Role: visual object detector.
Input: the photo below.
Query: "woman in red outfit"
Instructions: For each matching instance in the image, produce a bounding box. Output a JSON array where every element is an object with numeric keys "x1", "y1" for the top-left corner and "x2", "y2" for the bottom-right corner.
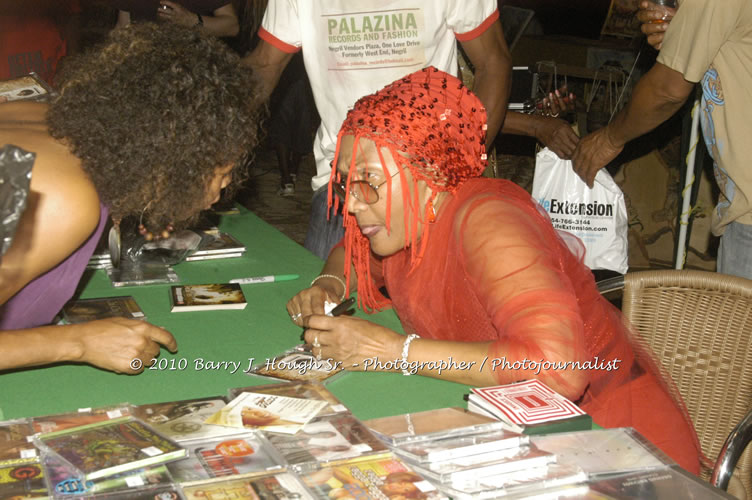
[{"x1": 287, "y1": 67, "x2": 702, "y2": 473}]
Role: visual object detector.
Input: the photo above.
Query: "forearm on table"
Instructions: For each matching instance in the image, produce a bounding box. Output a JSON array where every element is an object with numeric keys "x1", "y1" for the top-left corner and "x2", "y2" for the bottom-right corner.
[
  {"x1": 0, "y1": 326, "x2": 83, "y2": 371},
  {"x1": 605, "y1": 63, "x2": 692, "y2": 147}
]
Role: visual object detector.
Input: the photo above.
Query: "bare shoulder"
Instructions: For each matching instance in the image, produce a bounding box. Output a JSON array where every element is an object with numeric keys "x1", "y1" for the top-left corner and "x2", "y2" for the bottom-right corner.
[{"x1": 0, "y1": 105, "x2": 101, "y2": 302}]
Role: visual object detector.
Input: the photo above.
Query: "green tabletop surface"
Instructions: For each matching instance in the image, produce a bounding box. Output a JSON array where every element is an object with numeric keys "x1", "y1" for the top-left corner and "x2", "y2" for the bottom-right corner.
[{"x1": 1, "y1": 207, "x2": 471, "y2": 421}]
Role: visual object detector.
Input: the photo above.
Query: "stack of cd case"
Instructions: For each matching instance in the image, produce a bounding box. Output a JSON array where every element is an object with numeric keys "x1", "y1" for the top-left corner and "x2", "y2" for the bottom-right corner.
[{"x1": 365, "y1": 407, "x2": 587, "y2": 498}]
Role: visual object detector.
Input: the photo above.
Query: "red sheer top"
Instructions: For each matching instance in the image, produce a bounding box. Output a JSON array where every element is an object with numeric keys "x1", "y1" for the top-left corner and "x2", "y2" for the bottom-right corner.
[{"x1": 359, "y1": 178, "x2": 702, "y2": 473}]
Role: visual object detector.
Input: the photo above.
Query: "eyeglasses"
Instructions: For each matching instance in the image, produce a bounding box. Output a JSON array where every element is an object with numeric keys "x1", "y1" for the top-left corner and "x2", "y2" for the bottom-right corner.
[{"x1": 333, "y1": 171, "x2": 398, "y2": 205}]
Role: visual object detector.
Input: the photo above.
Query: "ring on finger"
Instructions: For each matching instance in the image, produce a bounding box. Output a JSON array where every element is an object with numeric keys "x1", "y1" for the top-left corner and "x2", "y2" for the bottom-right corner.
[
  {"x1": 291, "y1": 312, "x2": 302, "y2": 321},
  {"x1": 312, "y1": 335, "x2": 321, "y2": 348},
  {"x1": 550, "y1": 112, "x2": 560, "y2": 117},
  {"x1": 315, "y1": 345, "x2": 322, "y2": 361}
]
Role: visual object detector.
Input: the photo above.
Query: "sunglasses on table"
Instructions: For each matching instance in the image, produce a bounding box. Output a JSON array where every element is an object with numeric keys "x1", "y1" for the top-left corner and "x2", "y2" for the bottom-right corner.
[{"x1": 333, "y1": 171, "x2": 399, "y2": 205}]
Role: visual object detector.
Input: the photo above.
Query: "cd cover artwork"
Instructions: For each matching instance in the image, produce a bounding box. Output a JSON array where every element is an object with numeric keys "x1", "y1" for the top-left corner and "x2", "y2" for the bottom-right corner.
[
  {"x1": 205, "y1": 393, "x2": 326, "y2": 435},
  {"x1": 264, "y1": 414, "x2": 389, "y2": 470},
  {"x1": 132, "y1": 397, "x2": 242, "y2": 442},
  {"x1": 167, "y1": 432, "x2": 283, "y2": 483},
  {"x1": 0, "y1": 458, "x2": 48, "y2": 499},
  {"x1": 299, "y1": 456, "x2": 445, "y2": 500},
  {"x1": 228, "y1": 382, "x2": 348, "y2": 418},
  {"x1": 36, "y1": 417, "x2": 187, "y2": 481},
  {"x1": 181, "y1": 471, "x2": 315, "y2": 500}
]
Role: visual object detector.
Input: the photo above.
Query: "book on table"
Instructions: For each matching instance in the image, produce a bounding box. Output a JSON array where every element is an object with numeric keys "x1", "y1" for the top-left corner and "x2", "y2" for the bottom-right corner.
[
  {"x1": 61, "y1": 296, "x2": 145, "y2": 324},
  {"x1": 169, "y1": 283, "x2": 247, "y2": 312},
  {"x1": 467, "y1": 379, "x2": 592, "y2": 434}
]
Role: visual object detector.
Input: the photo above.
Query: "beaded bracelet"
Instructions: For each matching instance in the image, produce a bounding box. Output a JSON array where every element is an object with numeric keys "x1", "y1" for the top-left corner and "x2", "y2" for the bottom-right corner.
[
  {"x1": 310, "y1": 274, "x2": 347, "y2": 301},
  {"x1": 401, "y1": 334, "x2": 420, "y2": 376}
]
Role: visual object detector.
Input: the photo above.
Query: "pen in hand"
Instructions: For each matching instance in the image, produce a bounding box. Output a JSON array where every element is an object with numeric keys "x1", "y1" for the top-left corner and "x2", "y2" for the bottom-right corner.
[{"x1": 299, "y1": 297, "x2": 356, "y2": 341}]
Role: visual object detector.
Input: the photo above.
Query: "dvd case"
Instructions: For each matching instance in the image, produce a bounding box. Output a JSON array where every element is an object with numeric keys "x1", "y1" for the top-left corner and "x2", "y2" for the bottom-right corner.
[
  {"x1": 263, "y1": 413, "x2": 390, "y2": 471},
  {"x1": 364, "y1": 407, "x2": 507, "y2": 446},
  {"x1": 531, "y1": 427, "x2": 672, "y2": 477},
  {"x1": 0, "y1": 457, "x2": 48, "y2": 498},
  {"x1": 409, "y1": 444, "x2": 555, "y2": 484},
  {"x1": 393, "y1": 428, "x2": 529, "y2": 464},
  {"x1": 0, "y1": 418, "x2": 36, "y2": 462},
  {"x1": 132, "y1": 397, "x2": 244, "y2": 442},
  {"x1": 228, "y1": 382, "x2": 349, "y2": 418},
  {"x1": 167, "y1": 431, "x2": 284, "y2": 483},
  {"x1": 298, "y1": 455, "x2": 446, "y2": 500},
  {"x1": 30, "y1": 404, "x2": 132, "y2": 434},
  {"x1": 181, "y1": 470, "x2": 315, "y2": 499},
  {"x1": 43, "y1": 452, "x2": 174, "y2": 499},
  {"x1": 35, "y1": 416, "x2": 187, "y2": 481},
  {"x1": 435, "y1": 463, "x2": 588, "y2": 500},
  {"x1": 82, "y1": 483, "x2": 185, "y2": 499},
  {"x1": 246, "y1": 348, "x2": 346, "y2": 384},
  {"x1": 106, "y1": 261, "x2": 179, "y2": 287},
  {"x1": 586, "y1": 466, "x2": 735, "y2": 499}
]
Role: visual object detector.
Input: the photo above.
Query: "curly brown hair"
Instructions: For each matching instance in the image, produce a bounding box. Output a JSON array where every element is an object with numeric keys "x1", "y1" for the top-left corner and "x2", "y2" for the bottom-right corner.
[{"x1": 47, "y1": 22, "x2": 264, "y2": 230}]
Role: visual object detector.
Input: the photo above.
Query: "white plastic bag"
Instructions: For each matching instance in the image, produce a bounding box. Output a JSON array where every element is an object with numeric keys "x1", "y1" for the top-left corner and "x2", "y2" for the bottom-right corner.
[{"x1": 531, "y1": 147, "x2": 629, "y2": 274}]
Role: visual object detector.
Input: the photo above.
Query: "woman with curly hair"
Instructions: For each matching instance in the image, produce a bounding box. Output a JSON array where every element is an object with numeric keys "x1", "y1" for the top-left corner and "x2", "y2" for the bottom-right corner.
[
  {"x1": 0, "y1": 22, "x2": 263, "y2": 373},
  {"x1": 287, "y1": 67, "x2": 702, "y2": 473}
]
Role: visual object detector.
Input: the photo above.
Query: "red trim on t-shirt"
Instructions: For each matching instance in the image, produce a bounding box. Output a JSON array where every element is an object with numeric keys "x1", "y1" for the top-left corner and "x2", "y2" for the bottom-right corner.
[
  {"x1": 455, "y1": 9, "x2": 500, "y2": 42},
  {"x1": 258, "y1": 27, "x2": 300, "y2": 54}
]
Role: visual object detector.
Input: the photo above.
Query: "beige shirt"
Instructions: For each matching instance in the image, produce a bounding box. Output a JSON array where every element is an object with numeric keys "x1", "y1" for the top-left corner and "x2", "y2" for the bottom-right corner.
[{"x1": 658, "y1": 0, "x2": 752, "y2": 234}]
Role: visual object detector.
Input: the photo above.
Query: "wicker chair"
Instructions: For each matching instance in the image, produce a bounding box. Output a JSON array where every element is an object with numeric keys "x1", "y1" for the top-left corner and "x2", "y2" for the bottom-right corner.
[{"x1": 598, "y1": 270, "x2": 752, "y2": 499}]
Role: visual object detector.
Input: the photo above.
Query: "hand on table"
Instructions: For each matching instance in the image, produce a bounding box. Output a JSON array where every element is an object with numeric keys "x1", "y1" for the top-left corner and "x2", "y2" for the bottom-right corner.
[
  {"x1": 301, "y1": 315, "x2": 403, "y2": 370},
  {"x1": 78, "y1": 318, "x2": 177, "y2": 374},
  {"x1": 637, "y1": 0, "x2": 676, "y2": 50},
  {"x1": 571, "y1": 126, "x2": 624, "y2": 188},
  {"x1": 157, "y1": 1, "x2": 200, "y2": 28}
]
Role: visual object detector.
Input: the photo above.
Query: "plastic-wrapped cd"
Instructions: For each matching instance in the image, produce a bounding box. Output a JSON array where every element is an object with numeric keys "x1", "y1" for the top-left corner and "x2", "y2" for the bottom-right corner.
[{"x1": 0, "y1": 145, "x2": 34, "y2": 259}]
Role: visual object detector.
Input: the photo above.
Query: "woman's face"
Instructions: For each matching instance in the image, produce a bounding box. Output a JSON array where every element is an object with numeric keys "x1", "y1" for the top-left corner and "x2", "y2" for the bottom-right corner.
[
  {"x1": 204, "y1": 164, "x2": 234, "y2": 210},
  {"x1": 337, "y1": 135, "x2": 432, "y2": 257}
]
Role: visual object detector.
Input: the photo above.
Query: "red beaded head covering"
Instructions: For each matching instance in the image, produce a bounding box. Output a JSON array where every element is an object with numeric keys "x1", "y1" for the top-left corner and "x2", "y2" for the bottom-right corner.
[{"x1": 329, "y1": 66, "x2": 488, "y2": 311}]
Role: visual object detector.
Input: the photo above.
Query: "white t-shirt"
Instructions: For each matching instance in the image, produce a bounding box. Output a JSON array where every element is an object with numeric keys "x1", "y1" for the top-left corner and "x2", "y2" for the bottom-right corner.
[{"x1": 260, "y1": 0, "x2": 498, "y2": 191}]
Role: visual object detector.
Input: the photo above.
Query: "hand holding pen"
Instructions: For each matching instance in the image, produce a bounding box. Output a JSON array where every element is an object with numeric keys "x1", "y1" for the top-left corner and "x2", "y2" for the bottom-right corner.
[{"x1": 299, "y1": 297, "x2": 355, "y2": 341}]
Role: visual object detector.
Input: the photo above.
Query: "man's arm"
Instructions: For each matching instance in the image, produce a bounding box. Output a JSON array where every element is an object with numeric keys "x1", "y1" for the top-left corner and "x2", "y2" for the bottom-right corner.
[
  {"x1": 240, "y1": 39, "x2": 294, "y2": 99},
  {"x1": 459, "y1": 19, "x2": 511, "y2": 146},
  {"x1": 572, "y1": 62, "x2": 694, "y2": 187}
]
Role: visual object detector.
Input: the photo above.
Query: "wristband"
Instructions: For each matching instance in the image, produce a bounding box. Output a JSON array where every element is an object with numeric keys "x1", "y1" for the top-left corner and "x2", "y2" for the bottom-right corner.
[
  {"x1": 196, "y1": 13, "x2": 203, "y2": 26},
  {"x1": 310, "y1": 274, "x2": 346, "y2": 301},
  {"x1": 401, "y1": 334, "x2": 420, "y2": 376}
]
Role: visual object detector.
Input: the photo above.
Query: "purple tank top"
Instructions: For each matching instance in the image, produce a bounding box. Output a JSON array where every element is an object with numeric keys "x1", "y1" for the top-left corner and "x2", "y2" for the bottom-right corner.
[{"x1": 0, "y1": 204, "x2": 109, "y2": 329}]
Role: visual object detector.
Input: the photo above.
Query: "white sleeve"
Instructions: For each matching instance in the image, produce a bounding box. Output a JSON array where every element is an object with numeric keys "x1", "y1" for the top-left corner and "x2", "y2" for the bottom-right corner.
[
  {"x1": 444, "y1": 0, "x2": 498, "y2": 37},
  {"x1": 260, "y1": 0, "x2": 302, "y2": 48}
]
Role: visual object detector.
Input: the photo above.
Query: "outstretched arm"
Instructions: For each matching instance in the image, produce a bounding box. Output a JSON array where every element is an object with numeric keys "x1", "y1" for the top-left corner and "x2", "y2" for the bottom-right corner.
[
  {"x1": 572, "y1": 62, "x2": 693, "y2": 187},
  {"x1": 0, "y1": 319, "x2": 177, "y2": 373}
]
